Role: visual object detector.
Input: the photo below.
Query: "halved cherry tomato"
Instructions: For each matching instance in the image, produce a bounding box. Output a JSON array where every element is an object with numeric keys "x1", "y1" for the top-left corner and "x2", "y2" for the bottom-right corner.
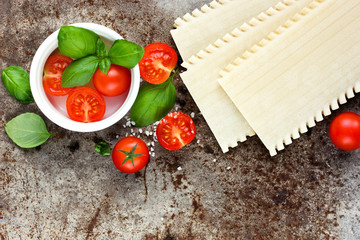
[
  {"x1": 112, "y1": 136, "x2": 149, "y2": 174},
  {"x1": 139, "y1": 42, "x2": 177, "y2": 84},
  {"x1": 156, "y1": 112, "x2": 196, "y2": 150},
  {"x1": 93, "y1": 64, "x2": 131, "y2": 97},
  {"x1": 329, "y1": 112, "x2": 360, "y2": 151},
  {"x1": 43, "y1": 54, "x2": 74, "y2": 96},
  {"x1": 66, "y1": 87, "x2": 106, "y2": 123}
]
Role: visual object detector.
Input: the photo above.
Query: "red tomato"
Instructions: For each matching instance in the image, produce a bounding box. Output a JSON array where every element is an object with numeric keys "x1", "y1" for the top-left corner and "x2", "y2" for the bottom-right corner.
[
  {"x1": 156, "y1": 112, "x2": 196, "y2": 150},
  {"x1": 139, "y1": 42, "x2": 177, "y2": 84},
  {"x1": 43, "y1": 54, "x2": 74, "y2": 96},
  {"x1": 329, "y1": 112, "x2": 360, "y2": 151},
  {"x1": 93, "y1": 64, "x2": 131, "y2": 97},
  {"x1": 66, "y1": 87, "x2": 106, "y2": 123},
  {"x1": 112, "y1": 136, "x2": 149, "y2": 173}
]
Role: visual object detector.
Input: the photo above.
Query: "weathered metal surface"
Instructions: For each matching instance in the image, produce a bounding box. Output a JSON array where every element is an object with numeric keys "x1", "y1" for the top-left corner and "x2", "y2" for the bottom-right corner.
[{"x1": 0, "y1": 0, "x2": 359, "y2": 239}]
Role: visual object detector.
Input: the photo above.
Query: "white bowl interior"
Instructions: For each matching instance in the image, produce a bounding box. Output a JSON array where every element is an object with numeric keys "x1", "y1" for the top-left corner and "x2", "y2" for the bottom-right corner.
[{"x1": 30, "y1": 23, "x2": 140, "y2": 132}]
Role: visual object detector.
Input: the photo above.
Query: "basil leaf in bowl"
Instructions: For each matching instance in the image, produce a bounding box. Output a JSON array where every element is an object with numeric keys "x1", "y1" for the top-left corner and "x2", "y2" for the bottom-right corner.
[
  {"x1": 1, "y1": 66, "x2": 34, "y2": 104},
  {"x1": 5, "y1": 113, "x2": 54, "y2": 148},
  {"x1": 61, "y1": 56, "x2": 100, "y2": 88},
  {"x1": 109, "y1": 39, "x2": 144, "y2": 69},
  {"x1": 58, "y1": 26, "x2": 99, "y2": 59}
]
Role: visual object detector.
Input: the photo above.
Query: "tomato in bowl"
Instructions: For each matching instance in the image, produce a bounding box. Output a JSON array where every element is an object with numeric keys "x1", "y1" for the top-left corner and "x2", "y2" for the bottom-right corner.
[{"x1": 30, "y1": 23, "x2": 140, "y2": 132}]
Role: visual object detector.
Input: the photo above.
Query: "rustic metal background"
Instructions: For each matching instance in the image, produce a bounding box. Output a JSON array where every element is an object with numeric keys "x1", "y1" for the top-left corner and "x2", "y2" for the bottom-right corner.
[{"x1": 0, "y1": 0, "x2": 359, "y2": 239}]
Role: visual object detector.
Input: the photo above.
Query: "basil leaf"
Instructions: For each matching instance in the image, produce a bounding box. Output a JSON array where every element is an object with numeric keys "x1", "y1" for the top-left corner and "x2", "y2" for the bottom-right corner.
[
  {"x1": 99, "y1": 58, "x2": 111, "y2": 74},
  {"x1": 1, "y1": 66, "x2": 34, "y2": 104},
  {"x1": 131, "y1": 71, "x2": 177, "y2": 127},
  {"x1": 58, "y1": 26, "x2": 99, "y2": 59},
  {"x1": 61, "y1": 56, "x2": 100, "y2": 88},
  {"x1": 5, "y1": 113, "x2": 54, "y2": 148},
  {"x1": 95, "y1": 141, "x2": 111, "y2": 156},
  {"x1": 108, "y1": 39, "x2": 144, "y2": 69},
  {"x1": 96, "y1": 38, "x2": 108, "y2": 58}
]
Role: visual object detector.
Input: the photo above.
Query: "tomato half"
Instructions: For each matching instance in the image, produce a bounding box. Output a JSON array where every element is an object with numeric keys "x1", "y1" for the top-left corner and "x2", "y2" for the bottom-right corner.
[
  {"x1": 329, "y1": 112, "x2": 360, "y2": 151},
  {"x1": 43, "y1": 54, "x2": 74, "y2": 96},
  {"x1": 156, "y1": 112, "x2": 196, "y2": 150},
  {"x1": 139, "y1": 42, "x2": 177, "y2": 84},
  {"x1": 112, "y1": 136, "x2": 149, "y2": 173},
  {"x1": 66, "y1": 87, "x2": 106, "y2": 123},
  {"x1": 93, "y1": 64, "x2": 131, "y2": 97}
]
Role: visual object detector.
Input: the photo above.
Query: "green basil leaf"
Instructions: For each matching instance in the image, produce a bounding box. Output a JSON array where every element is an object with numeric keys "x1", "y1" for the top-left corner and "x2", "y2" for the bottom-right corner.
[
  {"x1": 1, "y1": 66, "x2": 34, "y2": 104},
  {"x1": 58, "y1": 26, "x2": 99, "y2": 59},
  {"x1": 95, "y1": 141, "x2": 111, "y2": 156},
  {"x1": 130, "y1": 71, "x2": 177, "y2": 127},
  {"x1": 5, "y1": 113, "x2": 54, "y2": 148},
  {"x1": 61, "y1": 56, "x2": 100, "y2": 88},
  {"x1": 96, "y1": 38, "x2": 108, "y2": 58},
  {"x1": 99, "y1": 58, "x2": 111, "y2": 74},
  {"x1": 108, "y1": 39, "x2": 144, "y2": 69}
]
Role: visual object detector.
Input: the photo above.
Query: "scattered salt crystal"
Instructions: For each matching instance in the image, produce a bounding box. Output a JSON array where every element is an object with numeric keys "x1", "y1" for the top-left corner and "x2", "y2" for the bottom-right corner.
[
  {"x1": 150, "y1": 147, "x2": 154, "y2": 152},
  {"x1": 145, "y1": 131, "x2": 150, "y2": 136},
  {"x1": 197, "y1": 139, "x2": 200, "y2": 144},
  {"x1": 161, "y1": 217, "x2": 164, "y2": 221},
  {"x1": 130, "y1": 129, "x2": 133, "y2": 133},
  {"x1": 149, "y1": 132, "x2": 153, "y2": 136},
  {"x1": 190, "y1": 112, "x2": 195, "y2": 118},
  {"x1": 126, "y1": 133, "x2": 129, "y2": 137},
  {"x1": 139, "y1": 129, "x2": 143, "y2": 134},
  {"x1": 177, "y1": 166, "x2": 182, "y2": 171},
  {"x1": 175, "y1": 106, "x2": 179, "y2": 111},
  {"x1": 147, "y1": 142, "x2": 151, "y2": 146},
  {"x1": 116, "y1": 135, "x2": 119, "y2": 139},
  {"x1": 151, "y1": 152, "x2": 155, "y2": 157},
  {"x1": 123, "y1": 124, "x2": 126, "y2": 128},
  {"x1": 226, "y1": 167, "x2": 231, "y2": 170},
  {"x1": 151, "y1": 142, "x2": 155, "y2": 146},
  {"x1": 213, "y1": 159, "x2": 217, "y2": 162},
  {"x1": 131, "y1": 121, "x2": 136, "y2": 126}
]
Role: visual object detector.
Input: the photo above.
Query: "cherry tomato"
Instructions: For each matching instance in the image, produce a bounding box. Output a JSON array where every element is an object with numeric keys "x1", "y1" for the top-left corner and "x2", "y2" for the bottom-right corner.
[
  {"x1": 139, "y1": 42, "x2": 177, "y2": 84},
  {"x1": 112, "y1": 136, "x2": 149, "y2": 173},
  {"x1": 66, "y1": 87, "x2": 106, "y2": 123},
  {"x1": 329, "y1": 112, "x2": 360, "y2": 151},
  {"x1": 156, "y1": 112, "x2": 196, "y2": 150},
  {"x1": 93, "y1": 64, "x2": 131, "y2": 97},
  {"x1": 43, "y1": 54, "x2": 74, "y2": 96}
]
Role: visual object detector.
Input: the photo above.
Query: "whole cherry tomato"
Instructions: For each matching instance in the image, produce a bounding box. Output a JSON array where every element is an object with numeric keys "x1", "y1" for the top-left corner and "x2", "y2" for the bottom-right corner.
[
  {"x1": 66, "y1": 87, "x2": 106, "y2": 123},
  {"x1": 139, "y1": 42, "x2": 177, "y2": 84},
  {"x1": 112, "y1": 136, "x2": 149, "y2": 173},
  {"x1": 43, "y1": 54, "x2": 75, "y2": 96},
  {"x1": 156, "y1": 112, "x2": 196, "y2": 150},
  {"x1": 329, "y1": 112, "x2": 360, "y2": 151},
  {"x1": 93, "y1": 64, "x2": 131, "y2": 97}
]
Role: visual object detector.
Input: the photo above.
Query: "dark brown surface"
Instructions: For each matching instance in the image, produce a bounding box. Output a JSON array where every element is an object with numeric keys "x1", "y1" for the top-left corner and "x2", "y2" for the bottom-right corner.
[{"x1": 1, "y1": 0, "x2": 360, "y2": 239}]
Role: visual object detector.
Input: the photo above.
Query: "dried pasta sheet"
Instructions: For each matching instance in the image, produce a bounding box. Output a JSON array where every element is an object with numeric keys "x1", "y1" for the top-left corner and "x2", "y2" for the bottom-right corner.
[
  {"x1": 180, "y1": 0, "x2": 313, "y2": 152},
  {"x1": 218, "y1": 0, "x2": 360, "y2": 155},
  {"x1": 171, "y1": 0, "x2": 280, "y2": 61}
]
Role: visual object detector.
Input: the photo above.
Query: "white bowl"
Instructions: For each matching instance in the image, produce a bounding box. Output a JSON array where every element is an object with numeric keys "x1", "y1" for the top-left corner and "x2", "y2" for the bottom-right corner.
[{"x1": 30, "y1": 23, "x2": 140, "y2": 132}]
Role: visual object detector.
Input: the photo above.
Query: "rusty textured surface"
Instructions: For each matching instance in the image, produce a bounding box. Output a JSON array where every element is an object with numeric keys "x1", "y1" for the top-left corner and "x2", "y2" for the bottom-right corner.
[{"x1": 0, "y1": 0, "x2": 360, "y2": 239}]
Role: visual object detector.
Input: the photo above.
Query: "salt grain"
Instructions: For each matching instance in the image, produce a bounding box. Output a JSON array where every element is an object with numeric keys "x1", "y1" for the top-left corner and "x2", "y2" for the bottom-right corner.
[
  {"x1": 197, "y1": 139, "x2": 200, "y2": 144},
  {"x1": 177, "y1": 167, "x2": 182, "y2": 171},
  {"x1": 226, "y1": 167, "x2": 231, "y2": 170},
  {"x1": 190, "y1": 112, "x2": 195, "y2": 118},
  {"x1": 139, "y1": 129, "x2": 143, "y2": 134},
  {"x1": 213, "y1": 159, "x2": 217, "y2": 162}
]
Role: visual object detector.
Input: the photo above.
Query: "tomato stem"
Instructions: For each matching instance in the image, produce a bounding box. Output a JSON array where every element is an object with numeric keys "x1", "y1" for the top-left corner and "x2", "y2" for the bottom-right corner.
[{"x1": 117, "y1": 144, "x2": 145, "y2": 167}]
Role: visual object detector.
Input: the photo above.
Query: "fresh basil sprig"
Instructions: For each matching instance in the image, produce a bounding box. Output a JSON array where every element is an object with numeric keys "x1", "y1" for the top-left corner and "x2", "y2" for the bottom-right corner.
[
  {"x1": 1, "y1": 66, "x2": 34, "y2": 104},
  {"x1": 95, "y1": 141, "x2": 111, "y2": 156},
  {"x1": 5, "y1": 113, "x2": 54, "y2": 148},
  {"x1": 130, "y1": 70, "x2": 178, "y2": 127},
  {"x1": 58, "y1": 26, "x2": 144, "y2": 87},
  {"x1": 58, "y1": 26, "x2": 99, "y2": 59},
  {"x1": 109, "y1": 39, "x2": 145, "y2": 69},
  {"x1": 61, "y1": 56, "x2": 100, "y2": 88}
]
